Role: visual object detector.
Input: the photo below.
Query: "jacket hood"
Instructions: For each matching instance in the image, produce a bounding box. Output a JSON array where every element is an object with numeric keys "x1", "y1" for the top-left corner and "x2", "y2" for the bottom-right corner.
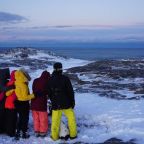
[
  {"x1": 32, "y1": 70, "x2": 50, "y2": 96},
  {"x1": 20, "y1": 68, "x2": 31, "y2": 81},
  {"x1": 10, "y1": 70, "x2": 16, "y2": 81},
  {"x1": 15, "y1": 70, "x2": 28, "y2": 83},
  {"x1": 40, "y1": 71, "x2": 50, "y2": 80}
]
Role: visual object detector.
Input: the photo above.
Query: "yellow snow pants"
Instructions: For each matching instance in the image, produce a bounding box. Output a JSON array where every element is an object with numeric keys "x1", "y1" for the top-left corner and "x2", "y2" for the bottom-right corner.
[{"x1": 51, "y1": 108, "x2": 77, "y2": 141}]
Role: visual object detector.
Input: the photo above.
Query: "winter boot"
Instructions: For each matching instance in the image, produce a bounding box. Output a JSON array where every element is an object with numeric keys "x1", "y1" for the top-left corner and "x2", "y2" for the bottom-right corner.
[
  {"x1": 60, "y1": 135, "x2": 70, "y2": 141},
  {"x1": 35, "y1": 131, "x2": 40, "y2": 137},
  {"x1": 39, "y1": 132, "x2": 47, "y2": 137},
  {"x1": 8, "y1": 133, "x2": 15, "y2": 137},
  {"x1": 22, "y1": 132, "x2": 30, "y2": 139},
  {"x1": 70, "y1": 135, "x2": 77, "y2": 140},
  {"x1": 15, "y1": 131, "x2": 20, "y2": 140}
]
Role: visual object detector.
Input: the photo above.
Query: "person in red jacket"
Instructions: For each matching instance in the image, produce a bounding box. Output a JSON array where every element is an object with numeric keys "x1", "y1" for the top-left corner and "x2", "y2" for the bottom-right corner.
[
  {"x1": 0, "y1": 68, "x2": 15, "y2": 134},
  {"x1": 31, "y1": 71, "x2": 50, "y2": 137},
  {"x1": 5, "y1": 70, "x2": 17, "y2": 137}
]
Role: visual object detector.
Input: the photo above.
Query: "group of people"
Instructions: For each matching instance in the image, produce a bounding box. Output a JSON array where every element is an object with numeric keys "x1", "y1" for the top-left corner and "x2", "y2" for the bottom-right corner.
[{"x1": 0, "y1": 62, "x2": 77, "y2": 141}]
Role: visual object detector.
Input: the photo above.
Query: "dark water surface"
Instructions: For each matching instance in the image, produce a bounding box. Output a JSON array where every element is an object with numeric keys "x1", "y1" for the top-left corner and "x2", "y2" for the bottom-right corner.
[{"x1": 0, "y1": 47, "x2": 144, "y2": 60}]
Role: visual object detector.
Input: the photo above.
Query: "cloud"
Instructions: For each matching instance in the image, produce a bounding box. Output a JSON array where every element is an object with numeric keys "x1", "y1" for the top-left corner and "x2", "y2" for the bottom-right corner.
[
  {"x1": 0, "y1": 24, "x2": 144, "y2": 42},
  {"x1": 0, "y1": 12, "x2": 27, "y2": 23}
]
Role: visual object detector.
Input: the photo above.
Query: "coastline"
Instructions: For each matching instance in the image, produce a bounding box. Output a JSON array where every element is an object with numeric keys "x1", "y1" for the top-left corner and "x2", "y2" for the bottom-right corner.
[{"x1": 1, "y1": 47, "x2": 144, "y2": 60}]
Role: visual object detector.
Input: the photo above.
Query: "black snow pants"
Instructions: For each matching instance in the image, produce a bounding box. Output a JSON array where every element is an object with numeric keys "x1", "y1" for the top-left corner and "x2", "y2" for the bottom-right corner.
[
  {"x1": 5, "y1": 109, "x2": 17, "y2": 137},
  {"x1": 0, "y1": 99, "x2": 6, "y2": 134},
  {"x1": 15, "y1": 100, "x2": 30, "y2": 133}
]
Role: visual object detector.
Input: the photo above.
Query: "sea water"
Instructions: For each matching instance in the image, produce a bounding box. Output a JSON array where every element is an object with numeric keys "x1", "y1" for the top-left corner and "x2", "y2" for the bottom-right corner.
[{"x1": 41, "y1": 47, "x2": 144, "y2": 60}]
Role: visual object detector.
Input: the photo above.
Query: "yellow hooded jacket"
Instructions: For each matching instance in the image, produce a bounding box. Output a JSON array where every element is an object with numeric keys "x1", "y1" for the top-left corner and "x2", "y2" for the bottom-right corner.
[{"x1": 15, "y1": 70, "x2": 34, "y2": 101}]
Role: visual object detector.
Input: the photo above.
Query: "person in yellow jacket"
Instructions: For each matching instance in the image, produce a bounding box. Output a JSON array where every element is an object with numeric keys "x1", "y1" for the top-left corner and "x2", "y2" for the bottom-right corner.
[{"x1": 14, "y1": 70, "x2": 34, "y2": 140}]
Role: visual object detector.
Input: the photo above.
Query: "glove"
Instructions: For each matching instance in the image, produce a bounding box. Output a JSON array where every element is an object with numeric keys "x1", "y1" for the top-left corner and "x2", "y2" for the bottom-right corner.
[
  {"x1": 9, "y1": 85, "x2": 15, "y2": 89},
  {"x1": 35, "y1": 91, "x2": 44, "y2": 97},
  {"x1": 5, "y1": 85, "x2": 15, "y2": 92}
]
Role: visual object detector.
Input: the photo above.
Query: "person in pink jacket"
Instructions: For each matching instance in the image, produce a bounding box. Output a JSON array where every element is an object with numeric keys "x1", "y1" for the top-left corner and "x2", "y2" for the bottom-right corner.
[{"x1": 31, "y1": 71, "x2": 50, "y2": 137}]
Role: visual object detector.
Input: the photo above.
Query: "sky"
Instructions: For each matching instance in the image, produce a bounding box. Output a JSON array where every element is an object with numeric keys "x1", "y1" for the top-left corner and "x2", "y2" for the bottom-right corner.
[{"x1": 0, "y1": 0, "x2": 144, "y2": 45}]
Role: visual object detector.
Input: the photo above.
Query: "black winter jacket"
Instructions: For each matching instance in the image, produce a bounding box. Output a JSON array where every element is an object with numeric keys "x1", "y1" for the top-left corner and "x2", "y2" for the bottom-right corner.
[
  {"x1": 48, "y1": 71, "x2": 75, "y2": 110},
  {"x1": 0, "y1": 68, "x2": 14, "y2": 110}
]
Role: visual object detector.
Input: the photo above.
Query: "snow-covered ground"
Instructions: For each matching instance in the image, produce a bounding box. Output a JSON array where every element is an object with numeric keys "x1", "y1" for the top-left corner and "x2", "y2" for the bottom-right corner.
[
  {"x1": 0, "y1": 48, "x2": 144, "y2": 144},
  {"x1": 1, "y1": 92, "x2": 144, "y2": 144},
  {"x1": 76, "y1": 93, "x2": 144, "y2": 144}
]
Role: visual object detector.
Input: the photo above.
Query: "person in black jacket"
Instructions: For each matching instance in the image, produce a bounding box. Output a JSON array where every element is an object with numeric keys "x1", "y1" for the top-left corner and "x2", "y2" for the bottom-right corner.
[
  {"x1": 48, "y1": 62, "x2": 77, "y2": 141},
  {"x1": 0, "y1": 68, "x2": 15, "y2": 134}
]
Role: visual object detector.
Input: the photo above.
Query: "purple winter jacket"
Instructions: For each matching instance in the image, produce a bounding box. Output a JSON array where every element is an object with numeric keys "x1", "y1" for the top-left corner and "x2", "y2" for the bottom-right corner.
[{"x1": 31, "y1": 71, "x2": 50, "y2": 111}]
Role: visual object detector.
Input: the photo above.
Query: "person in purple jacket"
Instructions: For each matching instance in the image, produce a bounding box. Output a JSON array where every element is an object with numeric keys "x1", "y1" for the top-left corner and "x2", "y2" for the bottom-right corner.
[{"x1": 31, "y1": 71, "x2": 50, "y2": 137}]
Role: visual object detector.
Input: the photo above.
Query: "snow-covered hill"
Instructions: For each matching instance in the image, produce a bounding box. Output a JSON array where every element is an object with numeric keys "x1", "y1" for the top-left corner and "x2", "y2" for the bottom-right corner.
[
  {"x1": 0, "y1": 47, "x2": 89, "y2": 71},
  {"x1": 0, "y1": 47, "x2": 144, "y2": 144}
]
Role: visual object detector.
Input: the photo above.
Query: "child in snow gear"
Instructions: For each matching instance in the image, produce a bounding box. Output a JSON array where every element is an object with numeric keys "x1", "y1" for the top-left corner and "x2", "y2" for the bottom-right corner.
[
  {"x1": 48, "y1": 62, "x2": 77, "y2": 141},
  {"x1": 14, "y1": 70, "x2": 34, "y2": 140},
  {"x1": 0, "y1": 68, "x2": 15, "y2": 134},
  {"x1": 31, "y1": 70, "x2": 50, "y2": 137},
  {"x1": 5, "y1": 70, "x2": 17, "y2": 137}
]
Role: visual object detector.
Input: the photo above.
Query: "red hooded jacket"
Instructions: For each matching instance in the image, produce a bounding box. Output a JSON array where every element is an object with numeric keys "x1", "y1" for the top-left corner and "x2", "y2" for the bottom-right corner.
[{"x1": 5, "y1": 70, "x2": 17, "y2": 109}]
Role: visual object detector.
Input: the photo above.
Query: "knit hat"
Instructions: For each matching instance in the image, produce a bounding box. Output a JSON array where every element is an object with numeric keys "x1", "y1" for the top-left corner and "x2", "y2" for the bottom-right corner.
[{"x1": 53, "y1": 62, "x2": 62, "y2": 71}]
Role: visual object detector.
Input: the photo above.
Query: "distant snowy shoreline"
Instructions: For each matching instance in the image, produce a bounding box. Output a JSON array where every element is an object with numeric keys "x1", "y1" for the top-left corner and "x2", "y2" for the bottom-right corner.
[{"x1": 1, "y1": 47, "x2": 144, "y2": 60}]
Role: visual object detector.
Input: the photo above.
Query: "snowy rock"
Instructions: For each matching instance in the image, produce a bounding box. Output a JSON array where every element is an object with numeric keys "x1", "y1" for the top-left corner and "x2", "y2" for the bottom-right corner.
[{"x1": 67, "y1": 60, "x2": 144, "y2": 99}]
